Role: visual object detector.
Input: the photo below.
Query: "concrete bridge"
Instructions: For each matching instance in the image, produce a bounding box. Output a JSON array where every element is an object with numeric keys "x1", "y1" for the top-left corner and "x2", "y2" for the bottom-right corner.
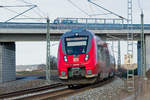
[
  {"x1": 0, "y1": 22, "x2": 150, "y2": 41},
  {"x1": 0, "y1": 22, "x2": 150, "y2": 83}
]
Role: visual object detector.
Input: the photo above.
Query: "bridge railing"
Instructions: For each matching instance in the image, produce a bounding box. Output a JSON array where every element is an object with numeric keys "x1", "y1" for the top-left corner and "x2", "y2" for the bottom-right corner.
[
  {"x1": 0, "y1": 22, "x2": 150, "y2": 30},
  {"x1": 52, "y1": 17, "x2": 124, "y2": 30}
]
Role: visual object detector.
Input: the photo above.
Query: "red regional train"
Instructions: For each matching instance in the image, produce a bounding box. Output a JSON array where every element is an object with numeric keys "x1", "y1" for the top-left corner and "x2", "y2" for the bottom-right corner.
[{"x1": 57, "y1": 29, "x2": 115, "y2": 87}]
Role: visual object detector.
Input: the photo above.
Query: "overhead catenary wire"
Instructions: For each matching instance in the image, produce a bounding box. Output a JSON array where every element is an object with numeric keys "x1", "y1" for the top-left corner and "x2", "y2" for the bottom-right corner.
[
  {"x1": 2, "y1": 7, "x2": 33, "y2": 19},
  {"x1": 67, "y1": 0, "x2": 111, "y2": 18},
  {"x1": 0, "y1": 5, "x2": 36, "y2": 7},
  {"x1": 88, "y1": 4, "x2": 109, "y2": 17},
  {"x1": 3, "y1": 7, "x2": 46, "y2": 22},
  {"x1": 20, "y1": 0, "x2": 46, "y2": 19},
  {"x1": 5, "y1": 5, "x2": 37, "y2": 22},
  {"x1": 88, "y1": 0, "x2": 111, "y2": 17},
  {"x1": 137, "y1": 0, "x2": 143, "y2": 12},
  {"x1": 89, "y1": 13, "x2": 111, "y2": 17},
  {"x1": 88, "y1": 1, "x2": 94, "y2": 16},
  {"x1": 88, "y1": 0, "x2": 127, "y2": 20},
  {"x1": 33, "y1": 8, "x2": 44, "y2": 19},
  {"x1": 20, "y1": 0, "x2": 34, "y2": 5},
  {"x1": 67, "y1": 0, "x2": 90, "y2": 17},
  {"x1": 36, "y1": 7, "x2": 46, "y2": 18},
  {"x1": 0, "y1": 0, "x2": 47, "y2": 22},
  {"x1": 22, "y1": 0, "x2": 44, "y2": 18}
]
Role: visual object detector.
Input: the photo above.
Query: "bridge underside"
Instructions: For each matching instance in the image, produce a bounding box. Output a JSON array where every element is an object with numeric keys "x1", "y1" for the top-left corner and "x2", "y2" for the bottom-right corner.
[
  {"x1": 0, "y1": 33, "x2": 141, "y2": 41},
  {"x1": 0, "y1": 29, "x2": 147, "y2": 41}
]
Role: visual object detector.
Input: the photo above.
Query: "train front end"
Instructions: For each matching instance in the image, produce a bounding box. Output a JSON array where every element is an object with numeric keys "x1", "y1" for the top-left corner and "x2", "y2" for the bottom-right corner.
[{"x1": 57, "y1": 30, "x2": 98, "y2": 84}]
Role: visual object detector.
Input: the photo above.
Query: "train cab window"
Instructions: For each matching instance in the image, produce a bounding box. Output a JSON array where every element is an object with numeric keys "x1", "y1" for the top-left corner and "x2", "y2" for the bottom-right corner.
[{"x1": 65, "y1": 36, "x2": 88, "y2": 55}]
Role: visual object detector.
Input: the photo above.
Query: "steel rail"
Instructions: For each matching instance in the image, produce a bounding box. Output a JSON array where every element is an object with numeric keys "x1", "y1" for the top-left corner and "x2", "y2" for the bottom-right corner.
[
  {"x1": 0, "y1": 83, "x2": 64, "y2": 99},
  {"x1": 21, "y1": 77, "x2": 116, "y2": 100}
]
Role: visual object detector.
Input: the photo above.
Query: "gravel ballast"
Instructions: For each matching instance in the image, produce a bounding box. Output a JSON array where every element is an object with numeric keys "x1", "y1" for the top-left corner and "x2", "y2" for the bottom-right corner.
[{"x1": 63, "y1": 78, "x2": 124, "y2": 100}]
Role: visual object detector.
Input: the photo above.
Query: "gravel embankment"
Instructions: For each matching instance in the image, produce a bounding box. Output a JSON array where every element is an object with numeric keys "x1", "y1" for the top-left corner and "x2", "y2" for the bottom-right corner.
[
  {"x1": 63, "y1": 78, "x2": 125, "y2": 100},
  {"x1": 0, "y1": 79, "x2": 59, "y2": 94},
  {"x1": 0, "y1": 70, "x2": 59, "y2": 94}
]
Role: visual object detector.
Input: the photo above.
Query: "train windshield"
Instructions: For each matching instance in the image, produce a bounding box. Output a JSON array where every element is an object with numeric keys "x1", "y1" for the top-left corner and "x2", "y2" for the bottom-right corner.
[{"x1": 65, "y1": 36, "x2": 88, "y2": 55}]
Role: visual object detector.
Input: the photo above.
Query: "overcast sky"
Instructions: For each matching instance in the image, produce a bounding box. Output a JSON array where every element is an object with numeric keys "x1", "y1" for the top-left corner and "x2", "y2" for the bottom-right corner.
[
  {"x1": 0, "y1": 0, "x2": 149, "y2": 23},
  {"x1": 0, "y1": 0, "x2": 148, "y2": 65}
]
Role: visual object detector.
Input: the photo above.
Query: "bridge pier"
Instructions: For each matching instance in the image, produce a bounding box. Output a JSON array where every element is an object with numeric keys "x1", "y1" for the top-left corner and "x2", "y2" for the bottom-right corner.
[
  {"x1": 0, "y1": 42, "x2": 16, "y2": 83},
  {"x1": 137, "y1": 41, "x2": 141, "y2": 75},
  {"x1": 137, "y1": 35, "x2": 150, "y2": 76},
  {"x1": 145, "y1": 35, "x2": 150, "y2": 72}
]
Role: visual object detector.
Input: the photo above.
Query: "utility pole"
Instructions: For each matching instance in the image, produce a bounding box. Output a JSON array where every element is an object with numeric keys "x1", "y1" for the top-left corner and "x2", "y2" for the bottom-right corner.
[
  {"x1": 141, "y1": 11, "x2": 147, "y2": 80},
  {"x1": 118, "y1": 40, "x2": 121, "y2": 69},
  {"x1": 46, "y1": 18, "x2": 51, "y2": 82},
  {"x1": 141, "y1": 12, "x2": 143, "y2": 77}
]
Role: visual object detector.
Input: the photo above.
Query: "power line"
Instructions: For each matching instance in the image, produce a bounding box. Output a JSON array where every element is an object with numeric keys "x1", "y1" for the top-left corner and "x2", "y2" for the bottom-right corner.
[
  {"x1": 36, "y1": 7, "x2": 46, "y2": 18},
  {"x1": 88, "y1": 0, "x2": 110, "y2": 17},
  {"x1": 88, "y1": 0, "x2": 127, "y2": 20},
  {"x1": 88, "y1": 1, "x2": 111, "y2": 17},
  {"x1": 4, "y1": 5, "x2": 37, "y2": 22},
  {"x1": 20, "y1": 0, "x2": 34, "y2": 5},
  {"x1": 89, "y1": 13, "x2": 111, "y2": 17},
  {"x1": 2, "y1": 7, "x2": 32, "y2": 19},
  {"x1": 33, "y1": 8, "x2": 44, "y2": 18},
  {"x1": 20, "y1": 0, "x2": 46, "y2": 18},
  {"x1": 67, "y1": 0, "x2": 90, "y2": 16},
  {"x1": 88, "y1": 1, "x2": 94, "y2": 16},
  {"x1": 3, "y1": 7, "x2": 46, "y2": 22},
  {"x1": 137, "y1": 0, "x2": 143, "y2": 11},
  {"x1": 0, "y1": 0, "x2": 47, "y2": 22},
  {"x1": 0, "y1": 5, "x2": 36, "y2": 7}
]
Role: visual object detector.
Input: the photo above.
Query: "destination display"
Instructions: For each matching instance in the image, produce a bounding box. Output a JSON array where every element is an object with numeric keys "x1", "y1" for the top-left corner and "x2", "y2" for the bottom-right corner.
[
  {"x1": 66, "y1": 37, "x2": 88, "y2": 41},
  {"x1": 67, "y1": 41, "x2": 87, "y2": 46}
]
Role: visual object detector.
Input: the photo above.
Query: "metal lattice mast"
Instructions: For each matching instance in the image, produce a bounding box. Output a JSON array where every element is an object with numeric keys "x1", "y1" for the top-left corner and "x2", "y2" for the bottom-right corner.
[
  {"x1": 46, "y1": 18, "x2": 51, "y2": 82},
  {"x1": 126, "y1": 0, "x2": 134, "y2": 91}
]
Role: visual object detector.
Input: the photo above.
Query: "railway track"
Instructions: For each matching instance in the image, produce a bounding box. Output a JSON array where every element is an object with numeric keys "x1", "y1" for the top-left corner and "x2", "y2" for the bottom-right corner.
[
  {"x1": 0, "y1": 77, "x2": 117, "y2": 100},
  {"x1": 0, "y1": 83, "x2": 64, "y2": 99},
  {"x1": 18, "y1": 77, "x2": 116, "y2": 100}
]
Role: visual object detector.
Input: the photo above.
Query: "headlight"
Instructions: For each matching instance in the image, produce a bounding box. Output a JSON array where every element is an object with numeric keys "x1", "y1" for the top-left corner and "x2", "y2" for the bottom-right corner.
[
  {"x1": 87, "y1": 70, "x2": 92, "y2": 75},
  {"x1": 63, "y1": 56, "x2": 68, "y2": 62},
  {"x1": 61, "y1": 71, "x2": 66, "y2": 76},
  {"x1": 85, "y1": 54, "x2": 89, "y2": 61}
]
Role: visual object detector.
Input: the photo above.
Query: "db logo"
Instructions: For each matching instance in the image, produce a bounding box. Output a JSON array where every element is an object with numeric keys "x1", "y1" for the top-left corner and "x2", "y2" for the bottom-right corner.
[{"x1": 73, "y1": 58, "x2": 79, "y2": 62}]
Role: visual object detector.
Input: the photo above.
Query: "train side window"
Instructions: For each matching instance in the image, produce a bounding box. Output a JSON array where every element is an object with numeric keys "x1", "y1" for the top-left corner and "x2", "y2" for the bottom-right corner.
[
  {"x1": 103, "y1": 48, "x2": 107, "y2": 63},
  {"x1": 100, "y1": 46, "x2": 105, "y2": 61},
  {"x1": 97, "y1": 46, "x2": 101, "y2": 60},
  {"x1": 106, "y1": 53, "x2": 110, "y2": 67}
]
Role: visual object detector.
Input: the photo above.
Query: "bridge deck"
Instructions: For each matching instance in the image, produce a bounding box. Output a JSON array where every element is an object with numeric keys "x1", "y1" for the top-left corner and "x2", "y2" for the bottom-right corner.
[{"x1": 0, "y1": 22, "x2": 150, "y2": 41}]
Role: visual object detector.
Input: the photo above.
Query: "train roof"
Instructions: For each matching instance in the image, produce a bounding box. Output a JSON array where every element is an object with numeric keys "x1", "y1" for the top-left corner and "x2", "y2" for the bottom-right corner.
[
  {"x1": 61, "y1": 29, "x2": 94, "y2": 39},
  {"x1": 60, "y1": 29, "x2": 107, "y2": 47}
]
